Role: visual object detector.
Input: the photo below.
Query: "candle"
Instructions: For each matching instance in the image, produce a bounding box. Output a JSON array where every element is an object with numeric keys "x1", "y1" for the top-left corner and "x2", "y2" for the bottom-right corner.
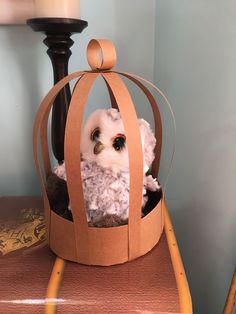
[
  {"x1": 0, "y1": 0, "x2": 35, "y2": 24},
  {"x1": 35, "y1": 0, "x2": 80, "y2": 19}
]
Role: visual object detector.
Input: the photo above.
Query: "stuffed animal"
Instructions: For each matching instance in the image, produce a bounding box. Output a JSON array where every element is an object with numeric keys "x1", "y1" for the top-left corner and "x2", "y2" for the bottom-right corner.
[{"x1": 46, "y1": 108, "x2": 160, "y2": 227}]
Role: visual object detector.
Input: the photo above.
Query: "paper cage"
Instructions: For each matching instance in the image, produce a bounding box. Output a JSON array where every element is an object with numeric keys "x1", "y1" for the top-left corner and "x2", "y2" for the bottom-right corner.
[{"x1": 33, "y1": 39, "x2": 165, "y2": 266}]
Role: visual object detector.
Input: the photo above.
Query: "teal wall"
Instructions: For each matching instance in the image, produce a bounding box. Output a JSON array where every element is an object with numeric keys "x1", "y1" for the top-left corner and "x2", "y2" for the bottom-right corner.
[
  {"x1": 155, "y1": 1, "x2": 236, "y2": 313},
  {"x1": 0, "y1": 0, "x2": 156, "y2": 195},
  {"x1": 0, "y1": 1, "x2": 235, "y2": 313}
]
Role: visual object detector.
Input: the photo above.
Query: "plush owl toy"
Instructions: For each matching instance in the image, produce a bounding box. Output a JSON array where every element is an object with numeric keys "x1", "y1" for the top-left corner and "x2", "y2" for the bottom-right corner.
[{"x1": 46, "y1": 108, "x2": 160, "y2": 227}]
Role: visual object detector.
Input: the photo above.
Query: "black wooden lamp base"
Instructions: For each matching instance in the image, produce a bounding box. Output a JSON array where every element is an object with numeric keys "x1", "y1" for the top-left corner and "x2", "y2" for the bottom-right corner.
[{"x1": 27, "y1": 18, "x2": 88, "y2": 164}]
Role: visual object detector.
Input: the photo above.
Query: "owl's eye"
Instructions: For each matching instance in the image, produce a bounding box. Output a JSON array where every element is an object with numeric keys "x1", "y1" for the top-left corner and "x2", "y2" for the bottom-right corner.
[
  {"x1": 113, "y1": 134, "x2": 126, "y2": 151},
  {"x1": 90, "y1": 127, "x2": 100, "y2": 141}
]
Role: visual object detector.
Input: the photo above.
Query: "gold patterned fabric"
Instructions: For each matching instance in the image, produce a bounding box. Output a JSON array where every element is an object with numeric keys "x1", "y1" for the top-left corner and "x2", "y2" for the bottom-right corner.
[{"x1": 0, "y1": 208, "x2": 46, "y2": 255}]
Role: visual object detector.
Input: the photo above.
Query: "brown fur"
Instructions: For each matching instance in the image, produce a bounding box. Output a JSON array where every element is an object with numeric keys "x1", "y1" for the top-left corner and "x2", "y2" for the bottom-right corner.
[
  {"x1": 46, "y1": 173, "x2": 71, "y2": 220},
  {"x1": 88, "y1": 215, "x2": 127, "y2": 228}
]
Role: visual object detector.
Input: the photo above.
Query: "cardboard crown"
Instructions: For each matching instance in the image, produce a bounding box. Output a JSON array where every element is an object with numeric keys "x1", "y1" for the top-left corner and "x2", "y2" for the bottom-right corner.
[{"x1": 33, "y1": 39, "x2": 164, "y2": 266}]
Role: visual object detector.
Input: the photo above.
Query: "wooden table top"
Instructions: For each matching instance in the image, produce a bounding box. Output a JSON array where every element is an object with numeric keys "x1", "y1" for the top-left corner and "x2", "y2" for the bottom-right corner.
[{"x1": 0, "y1": 196, "x2": 190, "y2": 314}]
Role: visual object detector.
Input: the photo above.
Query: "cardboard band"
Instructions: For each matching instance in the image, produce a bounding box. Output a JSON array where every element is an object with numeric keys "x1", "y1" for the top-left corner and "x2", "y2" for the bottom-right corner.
[
  {"x1": 33, "y1": 71, "x2": 86, "y2": 242},
  {"x1": 87, "y1": 39, "x2": 117, "y2": 70},
  {"x1": 115, "y1": 72, "x2": 162, "y2": 177},
  {"x1": 105, "y1": 80, "x2": 119, "y2": 110},
  {"x1": 101, "y1": 72, "x2": 143, "y2": 261},
  {"x1": 65, "y1": 73, "x2": 99, "y2": 262},
  {"x1": 119, "y1": 72, "x2": 176, "y2": 194}
]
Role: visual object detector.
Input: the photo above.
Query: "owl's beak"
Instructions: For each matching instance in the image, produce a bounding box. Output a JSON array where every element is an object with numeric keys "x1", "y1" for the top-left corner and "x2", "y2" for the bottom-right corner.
[{"x1": 94, "y1": 141, "x2": 105, "y2": 155}]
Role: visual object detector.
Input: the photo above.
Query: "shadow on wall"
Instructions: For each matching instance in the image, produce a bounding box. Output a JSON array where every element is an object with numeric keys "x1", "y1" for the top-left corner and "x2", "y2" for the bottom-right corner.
[{"x1": 169, "y1": 182, "x2": 236, "y2": 314}]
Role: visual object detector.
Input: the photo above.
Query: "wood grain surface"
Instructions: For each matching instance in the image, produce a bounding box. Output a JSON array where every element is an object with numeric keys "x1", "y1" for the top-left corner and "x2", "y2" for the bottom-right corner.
[
  {"x1": 0, "y1": 196, "x2": 55, "y2": 314},
  {"x1": 58, "y1": 234, "x2": 180, "y2": 313},
  {"x1": 0, "y1": 245, "x2": 55, "y2": 314},
  {"x1": 0, "y1": 196, "x2": 181, "y2": 314}
]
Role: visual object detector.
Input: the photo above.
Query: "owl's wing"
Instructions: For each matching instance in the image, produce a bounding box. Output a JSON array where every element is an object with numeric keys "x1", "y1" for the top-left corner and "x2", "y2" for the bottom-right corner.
[{"x1": 138, "y1": 119, "x2": 156, "y2": 171}]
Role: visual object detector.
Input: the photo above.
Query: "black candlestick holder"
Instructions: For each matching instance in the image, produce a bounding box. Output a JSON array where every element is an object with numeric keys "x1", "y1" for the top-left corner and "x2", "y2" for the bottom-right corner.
[{"x1": 27, "y1": 18, "x2": 88, "y2": 164}]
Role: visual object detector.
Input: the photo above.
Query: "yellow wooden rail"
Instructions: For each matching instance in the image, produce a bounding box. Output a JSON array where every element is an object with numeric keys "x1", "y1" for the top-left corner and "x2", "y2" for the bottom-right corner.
[
  {"x1": 163, "y1": 201, "x2": 193, "y2": 314},
  {"x1": 223, "y1": 268, "x2": 236, "y2": 314},
  {"x1": 45, "y1": 257, "x2": 66, "y2": 314}
]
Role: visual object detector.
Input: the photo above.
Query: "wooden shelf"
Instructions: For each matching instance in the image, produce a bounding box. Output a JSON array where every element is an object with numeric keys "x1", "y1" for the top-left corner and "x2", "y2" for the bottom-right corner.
[{"x1": 0, "y1": 196, "x2": 192, "y2": 313}]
